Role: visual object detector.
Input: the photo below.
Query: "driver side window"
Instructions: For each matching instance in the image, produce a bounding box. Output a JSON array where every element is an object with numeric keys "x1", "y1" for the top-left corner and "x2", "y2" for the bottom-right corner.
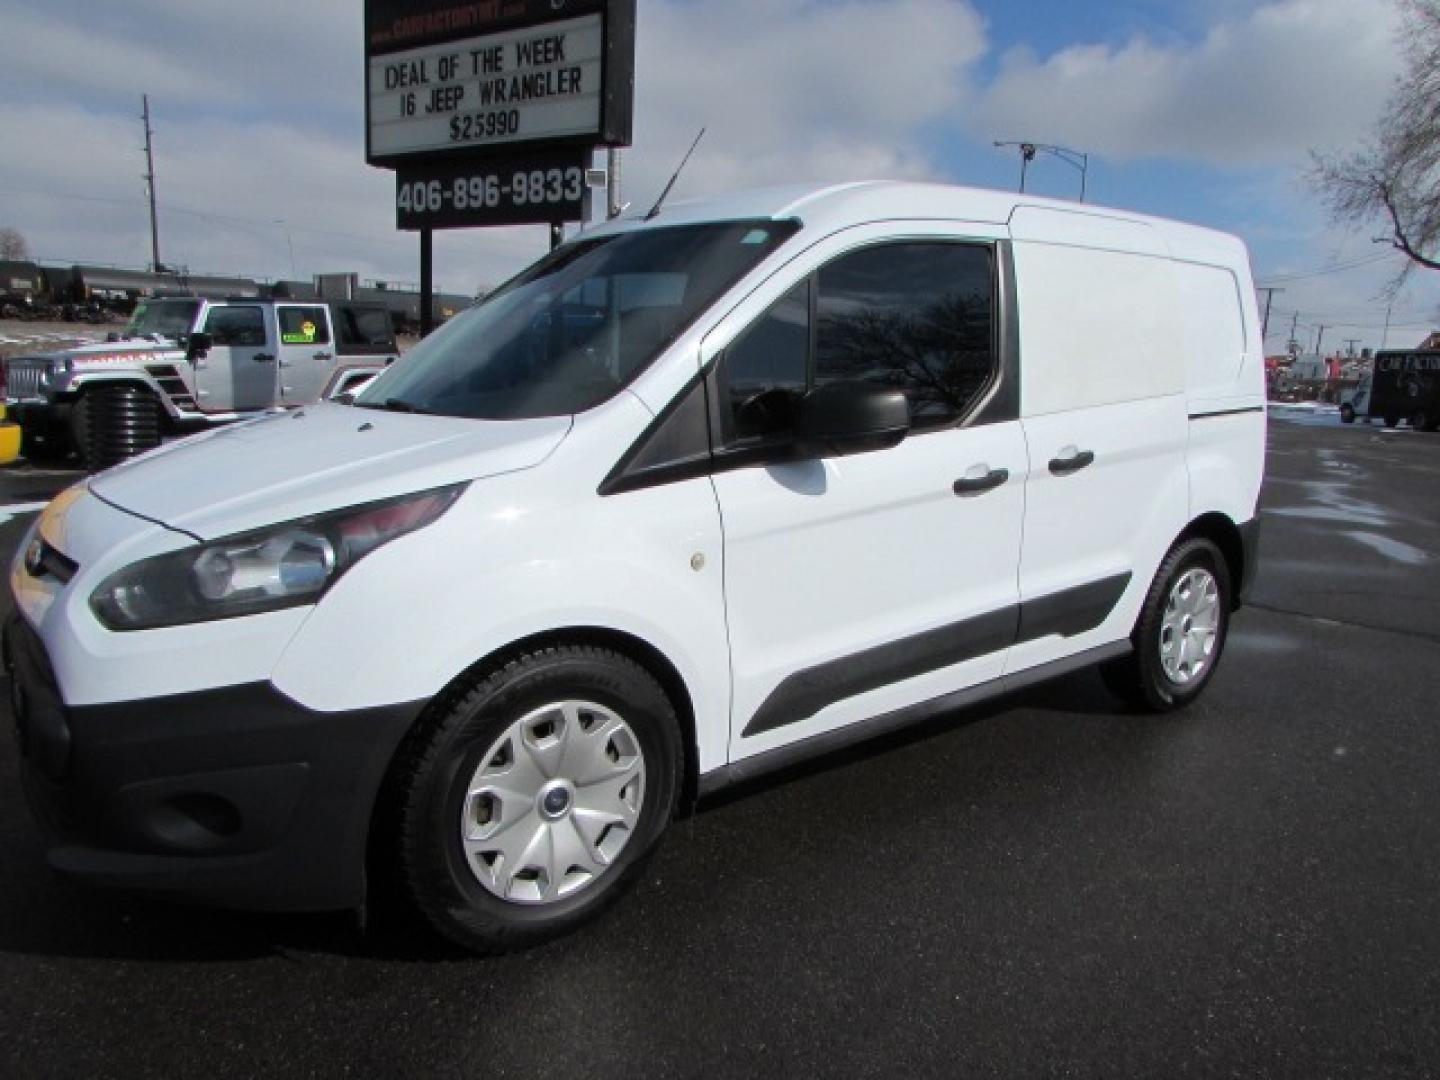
[
  {"x1": 205, "y1": 306, "x2": 267, "y2": 348},
  {"x1": 716, "y1": 241, "x2": 997, "y2": 446},
  {"x1": 720, "y1": 280, "x2": 809, "y2": 443}
]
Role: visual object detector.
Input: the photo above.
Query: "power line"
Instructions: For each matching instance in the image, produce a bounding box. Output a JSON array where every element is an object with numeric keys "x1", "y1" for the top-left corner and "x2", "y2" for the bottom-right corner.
[{"x1": 1256, "y1": 251, "x2": 1394, "y2": 283}]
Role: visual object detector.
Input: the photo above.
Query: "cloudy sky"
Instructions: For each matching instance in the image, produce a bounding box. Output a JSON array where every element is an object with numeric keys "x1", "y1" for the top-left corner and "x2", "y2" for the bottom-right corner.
[{"x1": 0, "y1": 0, "x2": 1435, "y2": 352}]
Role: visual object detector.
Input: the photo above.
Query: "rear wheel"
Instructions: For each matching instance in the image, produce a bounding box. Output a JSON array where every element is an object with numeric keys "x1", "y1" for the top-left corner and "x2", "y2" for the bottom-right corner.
[
  {"x1": 81, "y1": 383, "x2": 161, "y2": 472},
  {"x1": 1100, "y1": 537, "x2": 1231, "y2": 712},
  {"x1": 387, "y1": 645, "x2": 681, "y2": 954}
]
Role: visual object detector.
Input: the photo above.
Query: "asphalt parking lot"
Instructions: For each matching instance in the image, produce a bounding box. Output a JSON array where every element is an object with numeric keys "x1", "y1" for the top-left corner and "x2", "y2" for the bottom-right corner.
[{"x1": 0, "y1": 415, "x2": 1437, "y2": 1079}]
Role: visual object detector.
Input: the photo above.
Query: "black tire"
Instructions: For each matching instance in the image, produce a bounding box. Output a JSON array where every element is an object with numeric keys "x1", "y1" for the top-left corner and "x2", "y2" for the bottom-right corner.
[
  {"x1": 1339, "y1": 403, "x2": 1355, "y2": 424},
  {"x1": 1415, "y1": 411, "x2": 1438, "y2": 433},
  {"x1": 1384, "y1": 415, "x2": 1401, "y2": 429},
  {"x1": 82, "y1": 383, "x2": 161, "y2": 472},
  {"x1": 387, "y1": 645, "x2": 682, "y2": 954},
  {"x1": 1100, "y1": 537, "x2": 1232, "y2": 712},
  {"x1": 68, "y1": 392, "x2": 91, "y2": 461}
]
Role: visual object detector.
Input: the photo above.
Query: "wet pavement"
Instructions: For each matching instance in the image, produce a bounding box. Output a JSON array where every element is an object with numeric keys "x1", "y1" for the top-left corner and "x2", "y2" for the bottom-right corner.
[{"x1": 0, "y1": 416, "x2": 1437, "y2": 1078}]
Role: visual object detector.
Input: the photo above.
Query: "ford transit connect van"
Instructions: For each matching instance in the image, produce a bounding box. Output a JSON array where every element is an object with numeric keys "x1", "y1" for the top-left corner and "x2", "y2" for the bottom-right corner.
[{"x1": 6, "y1": 182, "x2": 1264, "y2": 952}]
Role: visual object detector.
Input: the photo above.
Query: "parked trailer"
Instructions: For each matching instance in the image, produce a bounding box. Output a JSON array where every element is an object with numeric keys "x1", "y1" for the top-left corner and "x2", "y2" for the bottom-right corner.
[
  {"x1": 2, "y1": 262, "x2": 474, "y2": 329},
  {"x1": 0, "y1": 261, "x2": 47, "y2": 319}
]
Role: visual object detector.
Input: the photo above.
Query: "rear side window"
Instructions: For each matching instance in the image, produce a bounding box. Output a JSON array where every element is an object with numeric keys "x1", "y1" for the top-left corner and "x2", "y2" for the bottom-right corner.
[
  {"x1": 718, "y1": 241, "x2": 997, "y2": 443},
  {"x1": 335, "y1": 306, "x2": 397, "y2": 349},
  {"x1": 204, "y1": 306, "x2": 266, "y2": 347},
  {"x1": 278, "y1": 306, "x2": 331, "y2": 345}
]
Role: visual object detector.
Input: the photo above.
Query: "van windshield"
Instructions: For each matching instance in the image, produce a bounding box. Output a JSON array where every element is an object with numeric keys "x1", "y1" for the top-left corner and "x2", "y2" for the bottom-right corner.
[{"x1": 355, "y1": 219, "x2": 798, "y2": 420}]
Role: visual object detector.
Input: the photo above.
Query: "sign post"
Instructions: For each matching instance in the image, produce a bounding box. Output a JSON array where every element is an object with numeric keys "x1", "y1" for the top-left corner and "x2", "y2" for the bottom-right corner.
[{"x1": 364, "y1": 0, "x2": 635, "y2": 328}]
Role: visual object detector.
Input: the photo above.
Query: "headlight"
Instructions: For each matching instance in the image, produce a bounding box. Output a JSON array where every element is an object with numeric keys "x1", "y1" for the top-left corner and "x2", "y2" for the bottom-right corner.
[{"x1": 89, "y1": 484, "x2": 465, "y2": 631}]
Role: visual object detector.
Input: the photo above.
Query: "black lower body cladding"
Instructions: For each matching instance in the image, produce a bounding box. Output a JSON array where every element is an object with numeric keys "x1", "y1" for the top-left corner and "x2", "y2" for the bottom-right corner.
[{"x1": 4, "y1": 616, "x2": 422, "y2": 911}]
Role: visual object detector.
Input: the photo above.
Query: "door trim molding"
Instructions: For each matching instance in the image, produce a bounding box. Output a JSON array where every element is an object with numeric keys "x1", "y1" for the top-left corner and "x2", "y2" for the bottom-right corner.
[
  {"x1": 739, "y1": 572, "x2": 1131, "y2": 738},
  {"x1": 708, "y1": 640, "x2": 1132, "y2": 796}
]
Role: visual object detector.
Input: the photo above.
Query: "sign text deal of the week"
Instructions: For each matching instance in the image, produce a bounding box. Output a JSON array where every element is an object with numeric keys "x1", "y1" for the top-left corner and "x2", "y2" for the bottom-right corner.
[{"x1": 369, "y1": 15, "x2": 603, "y2": 159}]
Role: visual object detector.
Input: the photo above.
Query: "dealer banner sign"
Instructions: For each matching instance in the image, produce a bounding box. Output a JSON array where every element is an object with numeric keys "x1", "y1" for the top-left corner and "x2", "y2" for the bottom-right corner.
[{"x1": 365, "y1": 0, "x2": 635, "y2": 167}]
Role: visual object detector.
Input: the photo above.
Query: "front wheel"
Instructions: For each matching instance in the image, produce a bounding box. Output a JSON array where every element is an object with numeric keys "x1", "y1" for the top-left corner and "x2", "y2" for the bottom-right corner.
[
  {"x1": 80, "y1": 384, "x2": 161, "y2": 472},
  {"x1": 1100, "y1": 537, "x2": 1232, "y2": 712},
  {"x1": 387, "y1": 645, "x2": 682, "y2": 953}
]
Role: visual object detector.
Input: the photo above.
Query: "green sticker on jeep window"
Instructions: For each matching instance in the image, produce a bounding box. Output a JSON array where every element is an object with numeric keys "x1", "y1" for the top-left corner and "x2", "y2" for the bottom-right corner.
[{"x1": 281, "y1": 320, "x2": 318, "y2": 344}]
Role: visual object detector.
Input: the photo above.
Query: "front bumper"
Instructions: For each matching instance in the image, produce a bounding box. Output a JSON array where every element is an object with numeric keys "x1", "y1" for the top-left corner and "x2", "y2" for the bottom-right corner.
[
  {"x1": 5, "y1": 399, "x2": 71, "y2": 436},
  {"x1": 4, "y1": 615, "x2": 423, "y2": 911}
]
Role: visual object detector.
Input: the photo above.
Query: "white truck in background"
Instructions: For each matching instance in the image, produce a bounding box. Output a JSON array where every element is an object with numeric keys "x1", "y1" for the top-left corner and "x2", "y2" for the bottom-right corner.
[{"x1": 2, "y1": 296, "x2": 399, "y2": 471}]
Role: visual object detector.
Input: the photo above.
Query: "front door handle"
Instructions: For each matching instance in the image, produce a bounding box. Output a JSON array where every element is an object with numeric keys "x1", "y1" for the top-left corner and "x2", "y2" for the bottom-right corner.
[
  {"x1": 1048, "y1": 449, "x2": 1095, "y2": 476},
  {"x1": 314, "y1": 351, "x2": 333, "y2": 362},
  {"x1": 953, "y1": 467, "x2": 1009, "y2": 497},
  {"x1": 254, "y1": 352, "x2": 276, "y2": 364}
]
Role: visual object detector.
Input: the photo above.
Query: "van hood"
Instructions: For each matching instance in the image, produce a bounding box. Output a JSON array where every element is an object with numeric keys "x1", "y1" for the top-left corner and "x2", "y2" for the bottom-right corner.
[{"x1": 88, "y1": 402, "x2": 572, "y2": 540}]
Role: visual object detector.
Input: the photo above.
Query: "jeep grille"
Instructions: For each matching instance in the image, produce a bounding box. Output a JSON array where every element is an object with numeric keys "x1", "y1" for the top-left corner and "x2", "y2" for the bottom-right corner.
[{"x1": 3, "y1": 360, "x2": 47, "y2": 402}]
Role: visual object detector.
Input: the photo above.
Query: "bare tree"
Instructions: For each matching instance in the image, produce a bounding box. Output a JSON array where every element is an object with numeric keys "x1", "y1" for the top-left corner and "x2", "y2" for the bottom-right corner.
[
  {"x1": 0, "y1": 226, "x2": 29, "y2": 261},
  {"x1": 1312, "y1": 0, "x2": 1440, "y2": 286}
]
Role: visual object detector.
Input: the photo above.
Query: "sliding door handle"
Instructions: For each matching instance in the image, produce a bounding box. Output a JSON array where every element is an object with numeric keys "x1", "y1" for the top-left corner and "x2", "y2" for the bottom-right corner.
[
  {"x1": 953, "y1": 467, "x2": 1009, "y2": 497},
  {"x1": 1048, "y1": 449, "x2": 1095, "y2": 476}
]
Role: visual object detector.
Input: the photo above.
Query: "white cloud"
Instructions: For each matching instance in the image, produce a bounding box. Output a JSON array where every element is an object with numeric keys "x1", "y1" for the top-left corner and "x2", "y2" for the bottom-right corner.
[
  {"x1": 0, "y1": 6, "x2": 241, "y2": 106},
  {"x1": 973, "y1": 0, "x2": 1402, "y2": 167},
  {"x1": 0, "y1": 0, "x2": 1432, "y2": 347},
  {"x1": 623, "y1": 0, "x2": 987, "y2": 203}
]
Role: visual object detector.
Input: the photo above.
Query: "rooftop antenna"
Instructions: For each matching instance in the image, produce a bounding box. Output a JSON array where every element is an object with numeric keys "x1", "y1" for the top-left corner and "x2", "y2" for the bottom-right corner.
[{"x1": 644, "y1": 127, "x2": 705, "y2": 222}]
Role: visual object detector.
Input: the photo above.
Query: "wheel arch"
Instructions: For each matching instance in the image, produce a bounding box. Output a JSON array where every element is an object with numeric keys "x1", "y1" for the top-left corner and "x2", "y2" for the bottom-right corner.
[
  {"x1": 1175, "y1": 511, "x2": 1247, "y2": 610},
  {"x1": 365, "y1": 624, "x2": 702, "y2": 908}
]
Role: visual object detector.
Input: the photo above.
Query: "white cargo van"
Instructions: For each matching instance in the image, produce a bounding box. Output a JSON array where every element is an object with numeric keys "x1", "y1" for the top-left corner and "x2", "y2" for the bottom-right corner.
[{"x1": 6, "y1": 182, "x2": 1264, "y2": 952}]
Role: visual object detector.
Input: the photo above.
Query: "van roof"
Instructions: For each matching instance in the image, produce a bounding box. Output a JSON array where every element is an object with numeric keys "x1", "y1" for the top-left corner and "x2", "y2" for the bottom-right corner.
[{"x1": 587, "y1": 180, "x2": 1246, "y2": 261}]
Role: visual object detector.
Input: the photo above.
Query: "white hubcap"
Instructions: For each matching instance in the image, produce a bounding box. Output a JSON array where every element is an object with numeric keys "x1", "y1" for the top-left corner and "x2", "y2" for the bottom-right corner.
[
  {"x1": 1159, "y1": 567, "x2": 1221, "y2": 685},
  {"x1": 460, "y1": 701, "x2": 645, "y2": 905}
]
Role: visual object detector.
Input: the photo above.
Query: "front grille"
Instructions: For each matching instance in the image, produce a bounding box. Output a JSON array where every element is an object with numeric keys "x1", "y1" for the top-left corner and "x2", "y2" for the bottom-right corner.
[{"x1": 3, "y1": 360, "x2": 47, "y2": 402}]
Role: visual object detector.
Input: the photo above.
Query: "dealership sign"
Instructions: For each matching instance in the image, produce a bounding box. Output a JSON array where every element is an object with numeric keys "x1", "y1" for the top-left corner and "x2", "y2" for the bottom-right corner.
[{"x1": 364, "y1": 0, "x2": 635, "y2": 171}]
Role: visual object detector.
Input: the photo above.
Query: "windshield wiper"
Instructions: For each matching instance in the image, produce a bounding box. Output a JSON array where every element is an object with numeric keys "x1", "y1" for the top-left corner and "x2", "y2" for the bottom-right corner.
[{"x1": 355, "y1": 397, "x2": 434, "y2": 414}]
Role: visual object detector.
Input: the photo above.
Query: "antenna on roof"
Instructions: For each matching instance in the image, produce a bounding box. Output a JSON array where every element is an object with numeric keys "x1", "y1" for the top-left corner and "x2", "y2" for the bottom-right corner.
[{"x1": 644, "y1": 128, "x2": 706, "y2": 222}]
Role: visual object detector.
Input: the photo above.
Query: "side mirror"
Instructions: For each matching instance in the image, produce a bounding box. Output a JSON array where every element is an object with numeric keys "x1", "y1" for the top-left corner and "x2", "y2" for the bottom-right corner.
[
  {"x1": 186, "y1": 331, "x2": 213, "y2": 359},
  {"x1": 794, "y1": 381, "x2": 910, "y2": 457}
]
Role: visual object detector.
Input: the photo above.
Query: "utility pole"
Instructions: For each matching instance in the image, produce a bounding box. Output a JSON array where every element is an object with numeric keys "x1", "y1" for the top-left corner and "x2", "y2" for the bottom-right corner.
[
  {"x1": 1314, "y1": 324, "x2": 1328, "y2": 356},
  {"x1": 1287, "y1": 311, "x2": 1300, "y2": 356},
  {"x1": 607, "y1": 147, "x2": 622, "y2": 219},
  {"x1": 1343, "y1": 338, "x2": 1361, "y2": 358},
  {"x1": 1257, "y1": 287, "x2": 1283, "y2": 341},
  {"x1": 142, "y1": 94, "x2": 162, "y2": 272}
]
